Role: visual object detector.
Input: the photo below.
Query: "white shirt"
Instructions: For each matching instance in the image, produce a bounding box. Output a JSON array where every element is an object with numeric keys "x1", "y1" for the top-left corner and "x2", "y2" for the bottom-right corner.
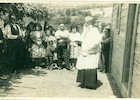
[
  {"x1": 69, "y1": 32, "x2": 81, "y2": 42},
  {"x1": 4, "y1": 24, "x2": 21, "y2": 39},
  {"x1": 55, "y1": 30, "x2": 69, "y2": 40},
  {"x1": 69, "y1": 32, "x2": 81, "y2": 47}
]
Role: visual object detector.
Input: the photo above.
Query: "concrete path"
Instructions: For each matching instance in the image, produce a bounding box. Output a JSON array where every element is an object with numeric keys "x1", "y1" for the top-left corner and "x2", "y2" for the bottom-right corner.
[{"x1": 0, "y1": 68, "x2": 122, "y2": 98}]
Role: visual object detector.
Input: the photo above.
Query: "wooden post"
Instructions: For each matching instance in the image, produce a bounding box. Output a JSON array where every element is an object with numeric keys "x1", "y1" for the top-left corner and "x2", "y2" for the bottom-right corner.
[{"x1": 127, "y1": 4, "x2": 139, "y2": 97}]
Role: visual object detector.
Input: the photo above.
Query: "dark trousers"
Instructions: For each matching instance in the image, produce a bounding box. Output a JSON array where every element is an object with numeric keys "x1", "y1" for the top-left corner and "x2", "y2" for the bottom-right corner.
[
  {"x1": 70, "y1": 58, "x2": 77, "y2": 67},
  {"x1": 98, "y1": 50, "x2": 110, "y2": 73},
  {"x1": 46, "y1": 56, "x2": 53, "y2": 66},
  {"x1": 57, "y1": 42, "x2": 70, "y2": 69}
]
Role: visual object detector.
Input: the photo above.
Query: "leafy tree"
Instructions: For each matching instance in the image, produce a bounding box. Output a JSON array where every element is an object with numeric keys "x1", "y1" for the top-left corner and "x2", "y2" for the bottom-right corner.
[
  {"x1": 86, "y1": 11, "x2": 92, "y2": 16},
  {"x1": 91, "y1": 14, "x2": 99, "y2": 25},
  {"x1": 0, "y1": 3, "x2": 56, "y2": 22},
  {"x1": 0, "y1": 3, "x2": 25, "y2": 20},
  {"x1": 71, "y1": 8, "x2": 76, "y2": 16},
  {"x1": 65, "y1": 9, "x2": 70, "y2": 16},
  {"x1": 78, "y1": 11, "x2": 82, "y2": 15},
  {"x1": 65, "y1": 16, "x2": 71, "y2": 24},
  {"x1": 23, "y1": 3, "x2": 51, "y2": 21},
  {"x1": 71, "y1": 16, "x2": 84, "y2": 28},
  {"x1": 57, "y1": 9, "x2": 64, "y2": 16},
  {"x1": 72, "y1": 12, "x2": 76, "y2": 16}
]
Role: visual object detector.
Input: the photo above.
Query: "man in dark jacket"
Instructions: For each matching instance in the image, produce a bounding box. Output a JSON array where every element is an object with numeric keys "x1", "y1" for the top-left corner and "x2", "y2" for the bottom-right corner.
[{"x1": 99, "y1": 28, "x2": 111, "y2": 73}]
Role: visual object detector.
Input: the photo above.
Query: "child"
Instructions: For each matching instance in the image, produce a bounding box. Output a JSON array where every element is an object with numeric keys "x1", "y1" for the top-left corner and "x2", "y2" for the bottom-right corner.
[
  {"x1": 51, "y1": 29, "x2": 59, "y2": 69},
  {"x1": 30, "y1": 23, "x2": 46, "y2": 69},
  {"x1": 45, "y1": 26, "x2": 56, "y2": 70},
  {"x1": 69, "y1": 25, "x2": 81, "y2": 69}
]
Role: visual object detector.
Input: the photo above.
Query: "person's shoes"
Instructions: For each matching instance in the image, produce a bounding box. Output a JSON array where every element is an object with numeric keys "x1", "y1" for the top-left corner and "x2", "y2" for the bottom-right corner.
[
  {"x1": 78, "y1": 84, "x2": 85, "y2": 88},
  {"x1": 16, "y1": 70, "x2": 20, "y2": 73},
  {"x1": 35, "y1": 66, "x2": 39, "y2": 69},
  {"x1": 72, "y1": 67, "x2": 76, "y2": 70},
  {"x1": 102, "y1": 70, "x2": 106, "y2": 73},
  {"x1": 62, "y1": 62, "x2": 65, "y2": 65},
  {"x1": 99, "y1": 69, "x2": 104, "y2": 72},
  {"x1": 105, "y1": 71, "x2": 109, "y2": 73},
  {"x1": 49, "y1": 67, "x2": 52, "y2": 70},
  {"x1": 41, "y1": 62, "x2": 45, "y2": 65},
  {"x1": 57, "y1": 65, "x2": 63, "y2": 70},
  {"x1": 46, "y1": 66, "x2": 49, "y2": 70},
  {"x1": 53, "y1": 64, "x2": 59, "y2": 69},
  {"x1": 49, "y1": 64, "x2": 54, "y2": 70},
  {"x1": 66, "y1": 67, "x2": 72, "y2": 71},
  {"x1": 85, "y1": 86, "x2": 97, "y2": 90},
  {"x1": 70, "y1": 66, "x2": 73, "y2": 69},
  {"x1": 81, "y1": 86, "x2": 85, "y2": 88},
  {"x1": 58, "y1": 67, "x2": 61, "y2": 70}
]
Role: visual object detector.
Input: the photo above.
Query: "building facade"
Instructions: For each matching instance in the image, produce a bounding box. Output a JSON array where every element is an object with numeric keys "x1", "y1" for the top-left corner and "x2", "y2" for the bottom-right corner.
[{"x1": 110, "y1": 3, "x2": 140, "y2": 98}]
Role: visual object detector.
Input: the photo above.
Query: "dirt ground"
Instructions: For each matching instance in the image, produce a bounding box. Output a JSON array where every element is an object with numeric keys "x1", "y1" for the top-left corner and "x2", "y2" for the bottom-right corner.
[{"x1": 0, "y1": 67, "x2": 122, "y2": 98}]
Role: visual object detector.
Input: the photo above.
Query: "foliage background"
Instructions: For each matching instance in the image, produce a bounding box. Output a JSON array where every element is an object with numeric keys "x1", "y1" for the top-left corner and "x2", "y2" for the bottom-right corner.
[{"x1": 0, "y1": 3, "x2": 112, "y2": 33}]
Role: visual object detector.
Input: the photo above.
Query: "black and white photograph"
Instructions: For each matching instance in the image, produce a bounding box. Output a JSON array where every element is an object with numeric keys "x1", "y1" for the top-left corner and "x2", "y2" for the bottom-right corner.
[{"x1": 0, "y1": 0, "x2": 139, "y2": 99}]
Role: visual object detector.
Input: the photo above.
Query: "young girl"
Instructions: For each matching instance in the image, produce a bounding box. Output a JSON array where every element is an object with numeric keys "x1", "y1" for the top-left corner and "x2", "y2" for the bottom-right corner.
[
  {"x1": 69, "y1": 25, "x2": 81, "y2": 69},
  {"x1": 45, "y1": 26, "x2": 56, "y2": 70},
  {"x1": 30, "y1": 23, "x2": 46, "y2": 69}
]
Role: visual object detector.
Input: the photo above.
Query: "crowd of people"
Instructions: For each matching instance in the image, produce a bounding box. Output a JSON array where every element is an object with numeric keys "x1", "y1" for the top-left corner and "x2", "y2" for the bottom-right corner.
[
  {"x1": 0, "y1": 13, "x2": 83, "y2": 73},
  {"x1": 0, "y1": 12, "x2": 111, "y2": 89}
]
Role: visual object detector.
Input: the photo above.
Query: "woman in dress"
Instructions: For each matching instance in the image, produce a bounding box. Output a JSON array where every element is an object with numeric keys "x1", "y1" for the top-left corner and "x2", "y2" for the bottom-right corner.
[
  {"x1": 4, "y1": 14, "x2": 23, "y2": 73},
  {"x1": 76, "y1": 16, "x2": 102, "y2": 89},
  {"x1": 69, "y1": 25, "x2": 81, "y2": 69},
  {"x1": 30, "y1": 22, "x2": 46, "y2": 68}
]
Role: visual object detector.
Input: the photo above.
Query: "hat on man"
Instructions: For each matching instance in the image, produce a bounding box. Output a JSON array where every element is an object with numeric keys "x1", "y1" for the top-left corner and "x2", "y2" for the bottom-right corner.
[
  {"x1": 85, "y1": 16, "x2": 93, "y2": 22},
  {"x1": 104, "y1": 25, "x2": 110, "y2": 29},
  {"x1": 60, "y1": 24, "x2": 64, "y2": 27}
]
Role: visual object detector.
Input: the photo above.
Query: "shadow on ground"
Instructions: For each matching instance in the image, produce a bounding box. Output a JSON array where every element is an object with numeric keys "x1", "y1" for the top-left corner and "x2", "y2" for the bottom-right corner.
[
  {"x1": 96, "y1": 80, "x2": 103, "y2": 89},
  {"x1": 84, "y1": 80, "x2": 103, "y2": 90},
  {"x1": 0, "y1": 64, "x2": 47, "y2": 95},
  {"x1": 106, "y1": 73, "x2": 122, "y2": 98}
]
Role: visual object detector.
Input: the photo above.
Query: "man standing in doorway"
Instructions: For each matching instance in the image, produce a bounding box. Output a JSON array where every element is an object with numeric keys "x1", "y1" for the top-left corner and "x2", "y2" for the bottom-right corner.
[{"x1": 55, "y1": 24, "x2": 71, "y2": 70}]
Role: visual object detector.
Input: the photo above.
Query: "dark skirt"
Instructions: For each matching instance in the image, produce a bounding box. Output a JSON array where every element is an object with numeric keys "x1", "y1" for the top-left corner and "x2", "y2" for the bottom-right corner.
[
  {"x1": 7, "y1": 39, "x2": 24, "y2": 68},
  {"x1": 76, "y1": 69, "x2": 97, "y2": 88}
]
